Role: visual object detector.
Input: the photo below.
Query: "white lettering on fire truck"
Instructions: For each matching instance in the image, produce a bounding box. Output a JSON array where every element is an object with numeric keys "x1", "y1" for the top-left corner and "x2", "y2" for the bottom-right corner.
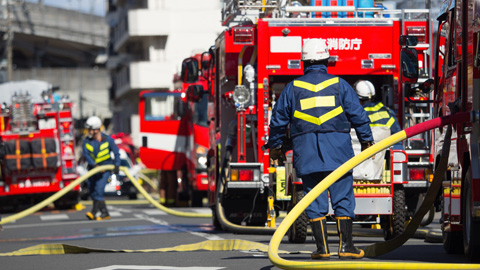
[{"x1": 323, "y1": 38, "x2": 362, "y2": 51}]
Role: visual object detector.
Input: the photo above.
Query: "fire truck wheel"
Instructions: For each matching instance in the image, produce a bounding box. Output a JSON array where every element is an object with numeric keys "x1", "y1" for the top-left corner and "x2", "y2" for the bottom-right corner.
[
  {"x1": 287, "y1": 186, "x2": 308, "y2": 243},
  {"x1": 442, "y1": 228, "x2": 463, "y2": 254},
  {"x1": 211, "y1": 206, "x2": 222, "y2": 230},
  {"x1": 383, "y1": 185, "x2": 406, "y2": 240},
  {"x1": 462, "y1": 171, "x2": 480, "y2": 262}
]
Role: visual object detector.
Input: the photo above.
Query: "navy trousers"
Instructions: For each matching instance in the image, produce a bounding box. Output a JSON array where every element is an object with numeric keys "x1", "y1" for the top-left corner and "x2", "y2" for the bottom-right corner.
[{"x1": 302, "y1": 171, "x2": 355, "y2": 219}]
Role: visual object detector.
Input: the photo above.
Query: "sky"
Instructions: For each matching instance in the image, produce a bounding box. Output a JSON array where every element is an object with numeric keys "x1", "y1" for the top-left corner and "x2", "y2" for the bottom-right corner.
[{"x1": 26, "y1": 0, "x2": 106, "y2": 16}]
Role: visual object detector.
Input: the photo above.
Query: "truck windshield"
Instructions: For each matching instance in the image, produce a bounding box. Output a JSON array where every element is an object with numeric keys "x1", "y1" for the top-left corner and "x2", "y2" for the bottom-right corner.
[
  {"x1": 193, "y1": 93, "x2": 208, "y2": 127},
  {"x1": 143, "y1": 92, "x2": 183, "y2": 121}
]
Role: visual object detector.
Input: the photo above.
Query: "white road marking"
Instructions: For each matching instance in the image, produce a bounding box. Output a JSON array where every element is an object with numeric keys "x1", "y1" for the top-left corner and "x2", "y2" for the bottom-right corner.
[
  {"x1": 191, "y1": 208, "x2": 211, "y2": 214},
  {"x1": 39, "y1": 214, "x2": 69, "y2": 221},
  {"x1": 108, "y1": 211, "x2": 123, "y2": 217},
  {"x1": 142, "y1": 209, "x2": 167, "y2": 216},
  {"x1": 89, "y1": 266, "x2": 224, "y2": 270}
]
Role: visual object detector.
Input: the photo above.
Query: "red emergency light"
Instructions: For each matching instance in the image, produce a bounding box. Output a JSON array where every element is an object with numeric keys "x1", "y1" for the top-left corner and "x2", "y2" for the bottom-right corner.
[
  {"x1": 409, "y1": 168, "x2": 425, "y2": 180},
  {"x1": 230, "y1": 169, "x2": 254, "y2": 181},
  {"x1": 406, "y1": 26, "x2": 426, "y2": 43},
  {"x1": 233, "y1": 27, "x2": 254, "y2": 45}
]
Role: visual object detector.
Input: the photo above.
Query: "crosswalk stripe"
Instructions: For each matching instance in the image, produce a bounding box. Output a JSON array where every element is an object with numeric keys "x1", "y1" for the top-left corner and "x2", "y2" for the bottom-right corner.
[
  {"x1": 142, "y1": 209, "x2": 167, "y2": 216},
  {"x1": 39, "y1": 214, "x2": 69, "y2": 221}
]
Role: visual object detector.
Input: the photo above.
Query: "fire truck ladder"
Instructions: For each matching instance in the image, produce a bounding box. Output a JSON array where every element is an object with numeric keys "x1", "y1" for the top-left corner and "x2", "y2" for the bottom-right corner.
[{"x1": 401, "y1": 9, "x2": 433, "y2": 188}]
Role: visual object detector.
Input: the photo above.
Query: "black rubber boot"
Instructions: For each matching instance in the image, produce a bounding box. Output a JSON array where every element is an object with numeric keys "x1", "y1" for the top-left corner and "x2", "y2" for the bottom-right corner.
[
  {"x1": 337, "y1": 217, "x2": 364, "y2": 259},
  {"x1": 310, "y1": 217, "x2": 330, "y2": 259},
  {"x1": 97, "y1": 201, "x2": 111, "y2": 220},
  {"x1": 86, "y1": 200, "x2": 99, "y2": 220}
]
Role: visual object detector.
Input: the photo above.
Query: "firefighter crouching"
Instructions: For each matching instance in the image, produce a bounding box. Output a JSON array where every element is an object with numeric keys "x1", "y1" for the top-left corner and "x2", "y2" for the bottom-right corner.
[
  {"x1": 354, "y1": 80, "x2": 403, "y2": 150},
  {"x1": 83, "y1": 116, "x2": 120, "y2": 220},
  {"x1": 268, "y1": 39, "x2": 374, "y2": 259}
]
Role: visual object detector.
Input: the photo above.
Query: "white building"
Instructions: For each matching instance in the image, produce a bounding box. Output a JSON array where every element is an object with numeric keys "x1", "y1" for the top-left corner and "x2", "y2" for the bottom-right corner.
[{"x1": 106, "y1": 0, "x2": 223, "y2": 142}]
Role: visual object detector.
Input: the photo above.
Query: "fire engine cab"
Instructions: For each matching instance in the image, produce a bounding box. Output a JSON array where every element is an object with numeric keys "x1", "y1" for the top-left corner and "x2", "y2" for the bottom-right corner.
[
  {"x1": 0, "y1": 80, "x2": 78, "y2": 210},
  {"x1": 184, "y1": 0, "x2": 432, "y2": 241}
]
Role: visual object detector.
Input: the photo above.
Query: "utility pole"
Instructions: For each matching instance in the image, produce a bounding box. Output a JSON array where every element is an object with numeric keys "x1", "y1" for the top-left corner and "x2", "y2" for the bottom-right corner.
[{"x1": 6, "y1": 0, "x2": 12, "y2": 81}]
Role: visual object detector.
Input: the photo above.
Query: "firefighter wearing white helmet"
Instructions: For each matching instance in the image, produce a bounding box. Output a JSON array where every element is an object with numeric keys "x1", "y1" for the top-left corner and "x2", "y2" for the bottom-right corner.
[
  {"x1": 85, "y1": 116, "x2": 102, "y2": 130},
  {"x1": 83, "y1": 116, "x2": 120, "y2": 221},
  {"x1": 354, "y1": 80, "x2": 403, "y2": 149},
  {"x1": 268, "y1": 38, "x2": 373, "y2": 260}
]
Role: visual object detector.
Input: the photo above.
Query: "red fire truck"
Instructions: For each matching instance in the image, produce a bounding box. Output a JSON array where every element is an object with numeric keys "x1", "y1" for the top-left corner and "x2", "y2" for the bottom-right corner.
[
  {"x1": 0, "y1": 80, "x2": 78, "y2": 210},
  {"x1": 419, "y1": 0, "x2": 480, "y2": 261},
  {"x1": 184, "y1": 1, "x2": 433, "y2": 240},
  {"x1": 139, "y1": 55, "x2": 210, "y2": 206}
]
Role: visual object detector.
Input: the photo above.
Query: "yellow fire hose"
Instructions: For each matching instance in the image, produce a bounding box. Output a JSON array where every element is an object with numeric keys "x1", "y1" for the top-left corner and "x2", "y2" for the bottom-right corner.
[
  {"x1": 268, "y1": 112, "x2": 480, "y2": 269},
  {"x1": 0, "y1": 165, "x2": 210, "y2": 225}
]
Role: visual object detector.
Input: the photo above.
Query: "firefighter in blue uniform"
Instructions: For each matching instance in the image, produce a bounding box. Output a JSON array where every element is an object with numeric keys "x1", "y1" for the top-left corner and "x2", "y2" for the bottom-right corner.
[
  {"x1": 83, "y1": 116, "x2": 120, "y2": 220},
  {"x1": 354, "y1": 80, "x2": 403, "y2": 149},
  {"x1": 268, "y1": 39, "x2": 374, "y2": 259}
]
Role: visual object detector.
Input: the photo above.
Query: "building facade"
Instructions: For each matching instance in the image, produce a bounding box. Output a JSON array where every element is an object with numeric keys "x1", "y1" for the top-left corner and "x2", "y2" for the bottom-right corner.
[{"x1": 106, "y1": 0, "x2": 223, "y2": 141}]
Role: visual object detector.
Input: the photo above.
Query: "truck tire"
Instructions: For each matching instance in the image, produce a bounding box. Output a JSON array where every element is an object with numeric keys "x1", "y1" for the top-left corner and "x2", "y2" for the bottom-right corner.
[
  {"x1": 383, "y1": 185, "x2": 406, "y2": 240},
  {"x1": 442, "y1": 228, "x2": 463, "y2": 254},
  {"x1": 462, "y1": 171, "x2": 480, "y2": 262},
  {"x1": 287, "y1": 186, "x2": 308, "y2": 243}
]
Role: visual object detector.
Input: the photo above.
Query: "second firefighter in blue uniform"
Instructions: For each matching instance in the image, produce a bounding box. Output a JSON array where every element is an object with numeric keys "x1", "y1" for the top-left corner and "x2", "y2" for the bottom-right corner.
[{"x1": 83, "y1": 116, "x2": 120, "y2": 220}]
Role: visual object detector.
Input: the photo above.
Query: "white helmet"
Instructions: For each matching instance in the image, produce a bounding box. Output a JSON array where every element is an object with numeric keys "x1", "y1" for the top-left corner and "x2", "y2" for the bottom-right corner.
[
  {"x1": 354, "y1": 80, "x2": 375, "y2": 100},
  {"x1": 302, "y1": 39, "x2": 329, "y2": 61},
  {"x1": 85, "y1": 116, "x2": 102, "y2": 130}
]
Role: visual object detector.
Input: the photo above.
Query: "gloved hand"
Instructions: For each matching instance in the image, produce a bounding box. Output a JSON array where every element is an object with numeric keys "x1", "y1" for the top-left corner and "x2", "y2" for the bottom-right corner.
[
  {"x1": 361, "y1": 141, "x2": 375, "y2": 159},
  {"x1": 270, "y1": 147, "x2": 286, "y2": 163},
  {"x1": 361, "y1": 141, "x2": 373, "y2": 151},
  {"x1": 113, "y1": 165, "x2": 119, "y2": 174}
]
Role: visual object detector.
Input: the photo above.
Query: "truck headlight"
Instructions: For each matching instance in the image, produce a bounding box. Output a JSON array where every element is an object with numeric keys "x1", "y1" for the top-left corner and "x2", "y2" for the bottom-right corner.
[
  {"x1": 233, "y1": 85, "x2": 250, "y2": 110},
  {"x1": 196, "y1": 145, "x2": 208, "y2": 169},
  {"x1": 244, "y1": 64, "x2": 255, "y2": 83}
]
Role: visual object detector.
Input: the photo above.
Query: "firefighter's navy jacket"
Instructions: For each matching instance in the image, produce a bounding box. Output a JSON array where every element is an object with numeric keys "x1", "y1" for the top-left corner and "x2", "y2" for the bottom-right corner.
[
  {"x1": 83, "y1": 133, "x2": 120, "y2": 168},
  {"x1": 269, "y1": 65, "x2": 373, "y2": 177},
  {"x1": 363, "y1": 100, "x2": 403, "y2": 149}
]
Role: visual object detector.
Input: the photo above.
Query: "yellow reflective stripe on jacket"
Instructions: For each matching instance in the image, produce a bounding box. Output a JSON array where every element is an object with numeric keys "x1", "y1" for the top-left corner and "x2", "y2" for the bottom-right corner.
[
  {"x1": 100, "y1": 142, "x2": 109, "y2": 150},
  {"x1": 364, "y1": 102, "x2": 385, "y2": 112},
  {"x1": 85, "y1": 143, "x2": 94, "y2": 152},
  {"x1": 370, "y1": 117, "x2": 395, "y2": 128},
  {"x1": 95, "y1": 154, "x2": 111, "y2": 163},
  {"x1": 368, "y1": 111, "x2": 390, "y2": 122},
  {"x1": 293, "y1": 106, "x2": 344, "y2": 126},
  {"x1": 293, "y1": 77, "x2": 339, "y2": 93},
  {"x1": 95, "y1": 148, "x2": 110, "y2": 163},
  {"x1": 300, "y1": 96, "x2": 335, "y2": 110},
  {"x1": 385, "y1": 117, "x2": 395, "y2": 128}
]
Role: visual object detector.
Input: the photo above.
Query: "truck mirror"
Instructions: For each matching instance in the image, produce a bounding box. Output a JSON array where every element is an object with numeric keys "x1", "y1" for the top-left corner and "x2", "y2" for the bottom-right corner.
[
  {"x1": 400, "y1": 48, "x2": 419, "y2": 83},
  {"x1": 399, "y1": 35, "x2": 418, "y2": 47},
  {"x1": 181, "y1": 58, "x2": 199, "y2": 83},
  {"x1": 187, "y1": 84, "x2": 205, "y2": 102}
]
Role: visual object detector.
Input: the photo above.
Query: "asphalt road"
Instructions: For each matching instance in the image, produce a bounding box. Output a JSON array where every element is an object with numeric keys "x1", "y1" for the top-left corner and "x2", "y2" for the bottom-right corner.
[{"x1": 0, "y1": 198, "x2": 474, "y2": 270}]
